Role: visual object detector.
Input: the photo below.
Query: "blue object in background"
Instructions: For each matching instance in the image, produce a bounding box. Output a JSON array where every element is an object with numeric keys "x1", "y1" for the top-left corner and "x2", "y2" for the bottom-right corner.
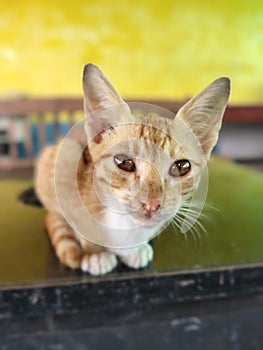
[
  {"x1": 59, "y1": 123, "x2": 70, "y2": 137},
  {"x1": 30, "y1": 122, "x2": 70, "y2": 158},
  {"x1": 31, "y1": 123, "x2": 39, "y2": 157},
  {"x1": 16, "y1": 142, "x2": 26, "y2": 158},
  {"x1": 46, "y1": 123, "x2": 56, "y2": 145}
]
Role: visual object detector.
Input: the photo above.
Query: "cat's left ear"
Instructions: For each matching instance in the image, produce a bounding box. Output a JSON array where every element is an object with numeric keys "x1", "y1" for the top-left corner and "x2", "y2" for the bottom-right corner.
[
  {"x1": 176, "y1": 77, "x2": 230, "y2": 158},
  {"x1": 83, "y1": 64, "x2": 131, "y2": 143}
]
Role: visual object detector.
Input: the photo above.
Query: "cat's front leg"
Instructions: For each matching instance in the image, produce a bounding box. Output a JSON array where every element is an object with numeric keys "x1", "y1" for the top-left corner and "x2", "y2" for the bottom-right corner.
[
  {"x1": 111, "y1": 243, "x2": 153, "y2": 269},
  {"x1": 81, "y1": 251, "x2": 117, "y2": 276},
  {"x1": 46, "y1": 212, "x2": 117, "y2": 275},
  {"x1": 79, "y1": 238, "x2": 117, "y2": 275}
]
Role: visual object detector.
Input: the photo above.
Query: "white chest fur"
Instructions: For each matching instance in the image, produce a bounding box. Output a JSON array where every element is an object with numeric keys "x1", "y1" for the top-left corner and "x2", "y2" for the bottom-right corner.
[{"x1": 101, "y1": 209, "x2": 164, "y2": 249}]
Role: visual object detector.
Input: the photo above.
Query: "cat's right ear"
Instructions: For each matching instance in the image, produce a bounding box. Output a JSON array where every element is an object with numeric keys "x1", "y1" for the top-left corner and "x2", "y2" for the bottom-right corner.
[
  {"x1": 82, "y1": 64, "x2": 131, "y2": 143},
  {"x1": 175, "y1": 77, "x2": 230, "y2": 158}
]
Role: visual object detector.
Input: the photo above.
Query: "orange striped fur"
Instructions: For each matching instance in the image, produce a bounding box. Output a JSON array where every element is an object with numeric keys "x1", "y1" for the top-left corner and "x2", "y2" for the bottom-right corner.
[{"x1": 34, "y1": 64, "x2": 230, "y2": 275}]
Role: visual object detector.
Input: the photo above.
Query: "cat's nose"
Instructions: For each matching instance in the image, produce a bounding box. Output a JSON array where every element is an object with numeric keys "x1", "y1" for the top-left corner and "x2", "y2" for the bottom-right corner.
[{"x1": 141, "y1": 197, "x2": 161, "y2": 217}]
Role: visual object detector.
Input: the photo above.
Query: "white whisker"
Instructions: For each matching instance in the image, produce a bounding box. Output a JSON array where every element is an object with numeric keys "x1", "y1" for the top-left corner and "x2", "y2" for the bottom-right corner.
[{"x1": 169, "y1": 201, "x2": 211, "y2": 246}]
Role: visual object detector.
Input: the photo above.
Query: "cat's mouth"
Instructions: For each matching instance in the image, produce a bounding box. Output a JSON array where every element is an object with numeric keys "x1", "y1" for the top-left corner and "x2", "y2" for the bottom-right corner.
[
  {"x1": 129, "y1": 210, "x2": 168, "y2": 227},
  {"x1": 106, "y1": 201, "x2": 169, "y2": 227}
]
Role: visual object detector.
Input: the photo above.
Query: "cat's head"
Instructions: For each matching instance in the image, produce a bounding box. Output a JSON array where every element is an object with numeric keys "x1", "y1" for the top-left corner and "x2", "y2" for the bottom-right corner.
[{"x1": 82, "y1": 64, "x2": 230, "y2": 228}]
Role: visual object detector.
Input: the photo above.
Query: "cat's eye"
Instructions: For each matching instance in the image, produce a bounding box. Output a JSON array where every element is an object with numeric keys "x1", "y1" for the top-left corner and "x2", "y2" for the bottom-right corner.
[
  {"x1": 114, "y1": 154, "x2": 136, "y2": 172},
  {"x1": 169, "y1": 159, "x2": 191, "y2": 177}
]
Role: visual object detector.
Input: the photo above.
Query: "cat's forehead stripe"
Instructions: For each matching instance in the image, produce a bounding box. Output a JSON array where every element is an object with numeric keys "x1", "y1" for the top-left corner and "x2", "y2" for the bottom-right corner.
[{"x1": 136, "y1": 123, "x2": 178, "y2": 158}]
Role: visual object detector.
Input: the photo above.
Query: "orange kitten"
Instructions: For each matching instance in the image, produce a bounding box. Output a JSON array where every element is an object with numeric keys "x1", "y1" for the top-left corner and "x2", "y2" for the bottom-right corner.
[{"x1": 35, "y1": 64, "x2": 230, "y2": 275}]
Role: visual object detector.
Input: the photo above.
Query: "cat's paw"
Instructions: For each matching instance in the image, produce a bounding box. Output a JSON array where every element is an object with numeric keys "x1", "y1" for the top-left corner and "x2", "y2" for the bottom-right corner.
[
  {"x1": 81, "y1": 251, "x2": 117, "y2": 276},
  {"x1": 119, "y1": 243, "x2": 153, "y2": 269}
]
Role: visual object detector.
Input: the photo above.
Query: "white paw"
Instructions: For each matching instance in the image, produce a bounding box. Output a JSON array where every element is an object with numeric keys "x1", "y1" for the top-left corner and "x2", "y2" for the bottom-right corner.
[
  {"x1": 81, "y1": 251, "x2": 117, "y2": 275},
  {"x1": 119, "y1": 243, "x2": 153, "y2": 269}
]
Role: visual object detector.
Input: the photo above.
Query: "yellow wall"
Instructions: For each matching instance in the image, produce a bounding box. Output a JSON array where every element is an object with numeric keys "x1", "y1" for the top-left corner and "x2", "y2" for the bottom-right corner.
[{"x1": 1, "y1": 0, "x2": 262, "y2": 103}]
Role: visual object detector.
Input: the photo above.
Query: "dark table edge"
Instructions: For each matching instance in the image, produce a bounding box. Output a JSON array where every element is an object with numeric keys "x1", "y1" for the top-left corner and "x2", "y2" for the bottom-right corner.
[{"x1": 1, "y1": 262, "x2": 263, "y2": 319}]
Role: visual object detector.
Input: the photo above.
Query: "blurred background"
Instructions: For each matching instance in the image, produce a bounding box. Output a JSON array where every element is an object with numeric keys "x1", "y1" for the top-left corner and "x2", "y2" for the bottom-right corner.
[
  {"x1": 1, "y1": 0, "x2": 262, "y2": 163},
  {"x1": 0, "y1": 0, "x2": 262, "y2": 102}
]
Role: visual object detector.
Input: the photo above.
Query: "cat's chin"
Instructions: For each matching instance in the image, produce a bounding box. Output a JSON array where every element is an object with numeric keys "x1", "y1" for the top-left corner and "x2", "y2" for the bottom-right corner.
[{"x1": 130, "y1": 212, "x2": 166, "y2": 227}]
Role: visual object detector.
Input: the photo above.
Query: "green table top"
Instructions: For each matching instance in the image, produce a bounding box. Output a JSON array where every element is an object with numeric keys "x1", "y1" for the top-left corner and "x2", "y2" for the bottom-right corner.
[
  {"x1": 0, "y1": 157, "x2": 263, "y2": 285},
  {"x1": 154, "y1": 158, "x2": 263, "y2": 270}
]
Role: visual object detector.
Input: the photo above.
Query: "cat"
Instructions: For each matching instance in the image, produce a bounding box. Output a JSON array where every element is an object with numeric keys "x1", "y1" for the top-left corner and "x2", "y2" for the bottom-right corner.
[{"x1": 34, "y1": 64, "x2": 230, "y2": 275}]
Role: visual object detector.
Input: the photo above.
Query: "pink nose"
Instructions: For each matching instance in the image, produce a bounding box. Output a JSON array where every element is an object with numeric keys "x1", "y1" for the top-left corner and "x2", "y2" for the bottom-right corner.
[{"x1": 141, "y1": 197, "x2": 161, "y2": 217}]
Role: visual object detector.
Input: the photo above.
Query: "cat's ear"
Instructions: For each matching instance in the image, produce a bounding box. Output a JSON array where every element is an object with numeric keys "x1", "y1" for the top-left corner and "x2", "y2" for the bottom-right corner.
[
  {"x1": 82, "y1": 64, "x2": 131, "y2": 143},
  {"x1": 176, "y1": 77, "x2": 230, "y2": 158}
]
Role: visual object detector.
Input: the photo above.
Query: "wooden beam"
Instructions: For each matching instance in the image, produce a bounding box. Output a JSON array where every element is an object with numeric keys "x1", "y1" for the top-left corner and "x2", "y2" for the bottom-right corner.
[{"x1": 0, "y1": 97, "x2": 262, "y2": 122}]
